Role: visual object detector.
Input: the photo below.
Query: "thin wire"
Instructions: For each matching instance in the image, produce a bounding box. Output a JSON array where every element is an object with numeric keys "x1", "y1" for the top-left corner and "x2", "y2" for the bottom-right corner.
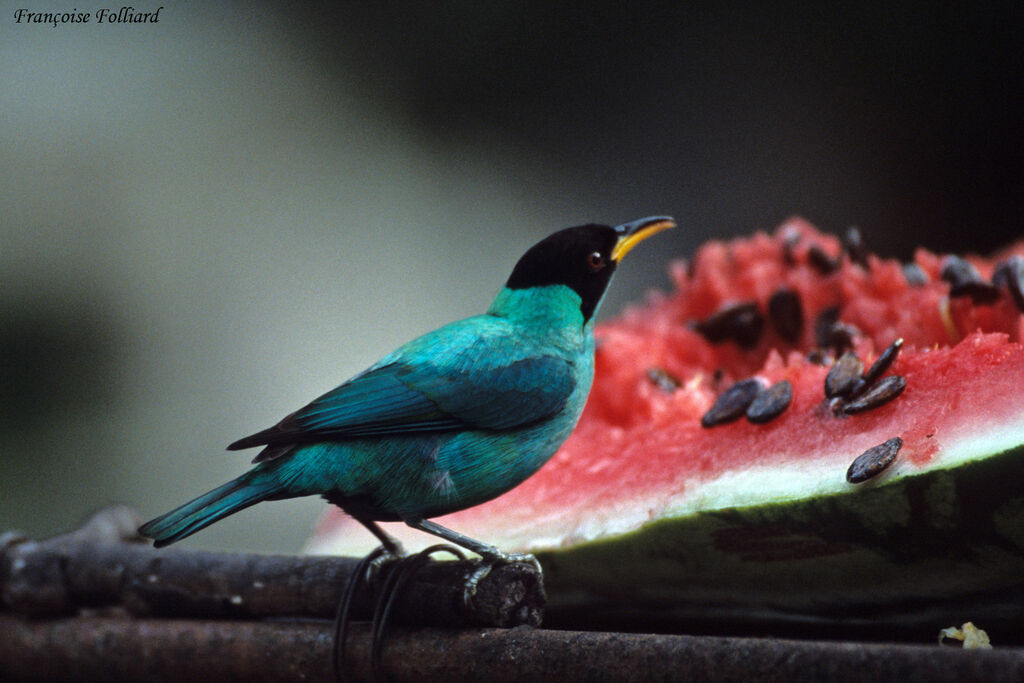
[
  {"x1": 333, "y1": 545, "x2": 390, "y2": 683},
  {"x1": 370, "y1": 544, "x2": 465, "y2": 682}
]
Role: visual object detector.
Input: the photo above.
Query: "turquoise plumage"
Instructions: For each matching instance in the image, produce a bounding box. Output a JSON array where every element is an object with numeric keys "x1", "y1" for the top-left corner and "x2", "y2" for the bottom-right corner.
[{"x1": 139, "y1": 217, "x2": 674, "y2": 557}]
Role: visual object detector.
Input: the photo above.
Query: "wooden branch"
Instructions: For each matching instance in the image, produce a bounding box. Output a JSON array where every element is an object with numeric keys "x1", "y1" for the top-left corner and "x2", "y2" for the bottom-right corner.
[
  {"x1": 3, "y1": 614, "x2": 1023, "y2": 682},
  {"x1": 4, "y1": 508, "x2": 1024, "y2": 680},
  {"x1": 0, "y1": 506, "x2": 543, "y2": 628}
]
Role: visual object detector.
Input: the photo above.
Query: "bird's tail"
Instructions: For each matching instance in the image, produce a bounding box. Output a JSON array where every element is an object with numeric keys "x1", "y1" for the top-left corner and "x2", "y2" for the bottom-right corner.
[{"x1": 138, "y1": 470, "x2": 287, "y2": 547}]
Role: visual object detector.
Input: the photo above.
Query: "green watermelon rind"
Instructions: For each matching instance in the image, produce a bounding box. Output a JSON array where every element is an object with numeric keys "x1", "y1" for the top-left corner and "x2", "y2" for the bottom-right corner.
[{"x1": 538, "y1": 436, "x2": 1024, "y2": 617}]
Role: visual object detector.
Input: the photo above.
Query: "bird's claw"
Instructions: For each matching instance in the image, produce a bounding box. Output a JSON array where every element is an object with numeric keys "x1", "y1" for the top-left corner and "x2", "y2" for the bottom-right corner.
[
  {"x1": 362, "y1": 542, "x2": 404, "y2": 584},
  {"x1": 463, "y1": 551, "x2": 542, "y2": 609}
]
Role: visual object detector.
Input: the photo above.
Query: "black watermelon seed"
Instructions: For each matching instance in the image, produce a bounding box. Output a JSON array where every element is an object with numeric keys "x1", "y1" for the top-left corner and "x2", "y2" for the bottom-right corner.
[
  {"x1": 782, "y1": 225, "x2": 801, "y2": 265},
  {"x1": 842, "y1": 226, "x2": 870, "y2": 269},
  {"x1": 991, "y1": 255, "x2": 1021, "y2": 287},
  {"x1": 808, "y1": 245, "x2": 840, "y2": 275},
  {"x1": 951, "y1": 280, "x2": 1002, "y2": 304},
  {"x1": 902, "y1": 262, "x2": 928, "y2": 286},
  {"x1": 841, "y1": 375, "x2": 906, "y2": 414},
  {"x1": 829, "y1": 322, "x2": 860, "y2": 354},
  {"x1": 1008, "y1": 261, "x2": 1024, "y2": 314},
  {"x1": 814, "y1": 307, "x2": 841, "y2": 348},
  {"x1": 993, "y1": 255, "x2": 1024, "y2": 314},
  {"x1": 847, "y1": 437, "x2": 902, "y2": 483},
  {"x1": 806, "y1": 349, "x2": 829, "y2": 365},
  {"x1": 940, "y1": 255, "x2": 982, "y2": 287},
  {"x1": 825, "y1": 351, "x2": 864, "y2": 399},
  {"x1": 746, "y1": 380, "x2": 792, "y2": 423},
  {"x1": 693, "y1": 301, "x2": 764, "y2": 349},
  {"x1": 731, "y1": 309, "x2": 765, "y2": 348},
  {"x1": 941, "y1": 255, "x2": 1000, "y2": 303},
  {"x1": 859, "y1": 338, "x2": 904, "y2": 389},
  {"x1": 848, "y1": 338, "x2": 903, "y2": 398},
  {"x1": 702, "y1": 378, "x2": 763, "y2": 427},
  {"x1": 768, "y1": 288, "x2": 804, "y2": 344},
  {"x1": 646, "y1": 367, "x2": 681, "y2": 393},
  {"x1": 847, "y1": 377, "x2": 868, "y2": 398},
  {"x1": 814, "y1": 306, "x2": 859, "y2": 353},
  {"x1": 826, "y1": 396, "x2": 846, "y2": 415}
]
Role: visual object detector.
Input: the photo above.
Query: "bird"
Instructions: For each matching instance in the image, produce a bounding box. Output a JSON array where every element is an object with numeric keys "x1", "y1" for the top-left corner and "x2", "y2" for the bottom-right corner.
[{"x1": 139, "y1": 216, "x2": 675, "y2": 560}]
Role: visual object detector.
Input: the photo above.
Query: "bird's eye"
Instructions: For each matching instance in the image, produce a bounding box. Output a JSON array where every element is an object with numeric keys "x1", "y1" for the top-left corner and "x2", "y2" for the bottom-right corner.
[{"x1": 587, "y1": 251, "x2": 606, "y2": 271}]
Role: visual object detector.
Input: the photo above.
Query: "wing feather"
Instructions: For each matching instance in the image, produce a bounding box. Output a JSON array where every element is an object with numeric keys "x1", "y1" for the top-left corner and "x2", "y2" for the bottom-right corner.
[{"x1": 228, "y1": 318, "x2": 576, "y2": 450}]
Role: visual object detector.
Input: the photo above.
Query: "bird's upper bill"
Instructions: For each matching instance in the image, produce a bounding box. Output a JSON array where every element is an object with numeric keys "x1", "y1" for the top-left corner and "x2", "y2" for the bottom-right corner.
[{"x1": 610, "y1": 216, "x2": 676, "y2": 262}]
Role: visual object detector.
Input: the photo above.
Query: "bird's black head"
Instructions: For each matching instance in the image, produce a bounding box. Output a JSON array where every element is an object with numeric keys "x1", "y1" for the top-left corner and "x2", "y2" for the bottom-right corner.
[{"x1": 505, "y1": 217, "x2": 675, "y2": 322}]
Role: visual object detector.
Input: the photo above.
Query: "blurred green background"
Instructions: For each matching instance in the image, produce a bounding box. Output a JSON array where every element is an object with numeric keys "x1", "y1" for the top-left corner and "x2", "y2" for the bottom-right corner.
[{"x1": 2, "y1": 2, "x2": 1021, "y2": 553}]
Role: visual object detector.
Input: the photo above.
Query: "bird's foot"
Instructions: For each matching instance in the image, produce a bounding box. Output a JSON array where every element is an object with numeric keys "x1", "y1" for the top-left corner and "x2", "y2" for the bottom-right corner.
[
  {"x1": 362, "y1": 542, "x2": 404, "y2": 584},
  {"x1": 463, "y1": 551, "x2": 543, "y2": 610}
]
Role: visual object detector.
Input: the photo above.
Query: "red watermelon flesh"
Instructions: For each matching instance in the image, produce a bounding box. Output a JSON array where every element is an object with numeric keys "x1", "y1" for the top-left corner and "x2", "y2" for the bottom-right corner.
[{"x1": 306, "y1": 218, "x2": 1024, "y2": 568}]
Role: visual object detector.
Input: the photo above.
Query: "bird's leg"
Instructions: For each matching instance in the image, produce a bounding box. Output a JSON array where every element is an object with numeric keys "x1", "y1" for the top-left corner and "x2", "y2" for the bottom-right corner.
[
  {"x1": 407, "y1": 518, "x2": 540, "y2": 566},
  {"x1": 407, "y1": 518, "x2": 501, "y2": 556},
  {"x1": 355, "y1": 518, "x2": 405, "y2": 581},
  {"x1": 404, "y1": 518, "x2": 543, "y2": 607}
]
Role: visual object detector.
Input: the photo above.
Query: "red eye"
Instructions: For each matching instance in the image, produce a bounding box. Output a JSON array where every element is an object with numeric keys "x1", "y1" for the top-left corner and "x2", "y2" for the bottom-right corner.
[{"x1": 587, "y1": 251, "x2": 605, "y2": 271}]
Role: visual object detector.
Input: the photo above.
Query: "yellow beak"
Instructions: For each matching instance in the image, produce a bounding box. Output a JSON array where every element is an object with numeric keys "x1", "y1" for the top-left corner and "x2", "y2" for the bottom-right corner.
[{"x1": 611, "y1": 216, "x2": 676, "y2": 262}]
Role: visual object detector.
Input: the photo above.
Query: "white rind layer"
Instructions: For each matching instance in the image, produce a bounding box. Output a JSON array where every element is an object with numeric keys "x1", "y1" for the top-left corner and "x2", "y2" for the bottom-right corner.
[{"x1": 305, "y1": 411, "x2": 1024, "y2": 556}]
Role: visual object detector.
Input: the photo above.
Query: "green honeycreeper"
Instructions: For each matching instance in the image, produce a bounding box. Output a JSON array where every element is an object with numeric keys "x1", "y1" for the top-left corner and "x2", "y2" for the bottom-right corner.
[{"x1": 139, "y1": 217, "x2": 675, "y2": 558}]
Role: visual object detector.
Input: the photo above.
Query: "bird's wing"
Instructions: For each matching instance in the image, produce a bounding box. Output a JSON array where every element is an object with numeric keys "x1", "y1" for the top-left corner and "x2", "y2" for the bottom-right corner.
[{"x1": 228, "y1": 320, "x2": 576, "y2": 451}]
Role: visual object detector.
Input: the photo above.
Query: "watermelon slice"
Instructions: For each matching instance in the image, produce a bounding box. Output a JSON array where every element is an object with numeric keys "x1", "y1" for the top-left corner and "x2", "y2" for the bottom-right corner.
[{"x1": 307, "y1": 219, "x2": 1024, "y2": 629}]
